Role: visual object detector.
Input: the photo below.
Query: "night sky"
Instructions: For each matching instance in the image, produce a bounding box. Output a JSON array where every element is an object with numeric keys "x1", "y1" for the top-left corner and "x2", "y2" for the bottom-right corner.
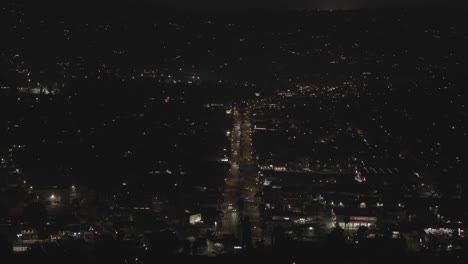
[
  {"x1": 147, "y1": 0, "x2": 465, "y2": 10},
  {"x1": 11, "y1": 0, "x2": 466, "y2": 12}
]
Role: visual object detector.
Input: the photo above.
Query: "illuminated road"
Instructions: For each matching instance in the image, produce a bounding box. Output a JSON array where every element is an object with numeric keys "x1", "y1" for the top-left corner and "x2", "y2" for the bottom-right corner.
[
  {"x1": 238, "y1": 106, "x2": 263, "y2": 245},
  {"x1": 220, "y1": 106, "x2": 243, "y2": 238},
  {"x1": 220, "y1": 103, "x2": 263, "y2": 246}
]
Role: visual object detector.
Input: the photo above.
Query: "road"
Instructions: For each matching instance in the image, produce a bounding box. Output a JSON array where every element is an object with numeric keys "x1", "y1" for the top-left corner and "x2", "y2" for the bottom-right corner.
[
  {"x1": 220, "y1": 104, "x2": 263, "y2": 246},
  {"x1": 220, "y1": 106, "x2": 243, "y2": 238}
]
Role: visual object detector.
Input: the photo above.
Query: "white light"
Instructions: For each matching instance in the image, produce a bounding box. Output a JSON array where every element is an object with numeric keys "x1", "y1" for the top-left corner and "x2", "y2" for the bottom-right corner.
[{"x1": 50, "y1": 194, "x2": 56, "y2": 199}]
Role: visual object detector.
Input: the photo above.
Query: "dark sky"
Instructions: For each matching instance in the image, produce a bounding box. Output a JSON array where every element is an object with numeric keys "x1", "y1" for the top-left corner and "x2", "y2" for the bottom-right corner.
[
  {"x1": 148, "y1": 0, "x2": 465, "y2": 10},
  {"x1": 9, "y1": 0, "x2": 467, "y2": 15}
]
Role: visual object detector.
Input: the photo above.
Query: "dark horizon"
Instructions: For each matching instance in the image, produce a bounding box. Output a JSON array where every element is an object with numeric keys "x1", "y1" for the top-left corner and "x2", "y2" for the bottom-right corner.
[
  {"x1": 5, "y1": 0, "x2": 468, "y2": 12},
  {"x1": 145, "y1": 0, "x2": 468, "y2": 10}
]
